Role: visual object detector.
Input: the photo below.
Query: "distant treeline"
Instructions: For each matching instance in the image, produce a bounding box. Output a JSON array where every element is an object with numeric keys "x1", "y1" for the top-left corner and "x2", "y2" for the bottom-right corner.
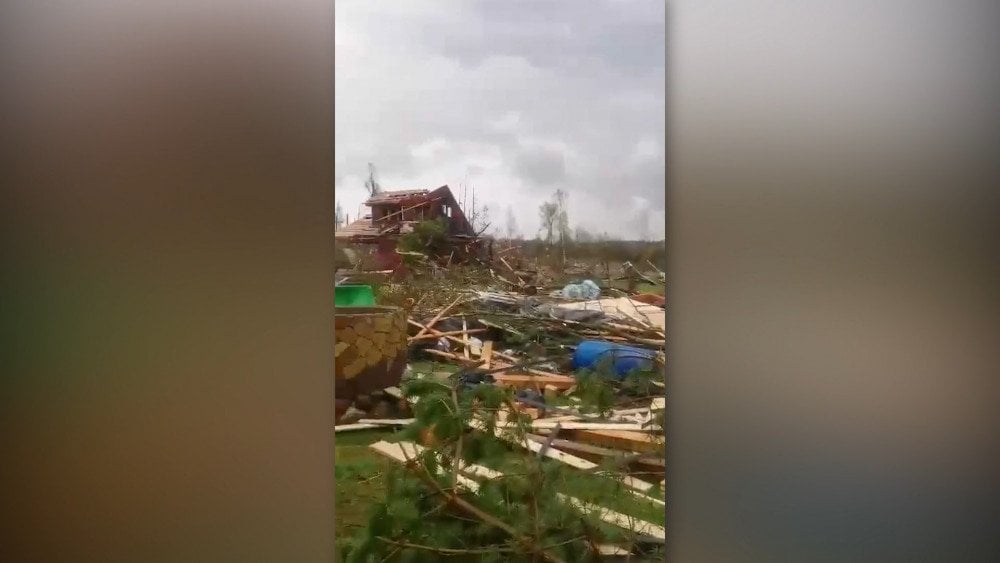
[{"x1": 501, "y1": 238, "x2": 665, "y2": 269}]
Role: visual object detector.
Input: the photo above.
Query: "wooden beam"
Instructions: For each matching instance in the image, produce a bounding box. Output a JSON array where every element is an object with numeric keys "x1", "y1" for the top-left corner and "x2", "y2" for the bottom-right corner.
[
  {"x1": 556, "y1": 494, "x2": 665, "y2": 541},
  {"x1": 481, "y1": 340, "x2": 493, "y2": 369},
  {"x1": 357, "y1": 418, "x2": 415, "y2": 426},
  {"x1": 411, "y1": 296, "x2": 463, "y2": 340},
  {"x1": 334, "y1": 423, "x2": 382, "y2": 433},
  {"x1": 526, "y1": 436, "x2": 664, "y2": 465},
  {"x1": 492, "y1": 374, "x2": 576, "y2": 391},
  {"x1": 494, "y1": 421, "x2": 661, "y2": 432},
  {"x1": 468, "y1": 419, "x2": 653, "y2": 493},
  {"x1": 407, "y1": 328, "x2": 487, "y2": 343},
  {"x1": 569, "y1": 429, "x2": 663, "y2": 456}
]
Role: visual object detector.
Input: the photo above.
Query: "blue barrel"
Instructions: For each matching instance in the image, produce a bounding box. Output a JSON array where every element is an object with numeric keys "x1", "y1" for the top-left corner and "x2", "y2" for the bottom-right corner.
[{"x1": 571, "y1": 340, "x2": 656, "y2": 379}]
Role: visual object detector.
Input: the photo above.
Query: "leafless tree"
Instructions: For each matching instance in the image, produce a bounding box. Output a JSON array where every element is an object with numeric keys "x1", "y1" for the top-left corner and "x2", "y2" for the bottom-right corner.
[
  {"x1": 538, "y1": 189, "x2": 570, "y2": 246},
  {"x1": 364, "y1": 163, "x2": 381, "y2": 197},
  {"x1": 538, "y1": 201, "x2": 558, "y2": 243},
  {"x1": 459, "y1": 183, "x2": 491, "y2": 236}
]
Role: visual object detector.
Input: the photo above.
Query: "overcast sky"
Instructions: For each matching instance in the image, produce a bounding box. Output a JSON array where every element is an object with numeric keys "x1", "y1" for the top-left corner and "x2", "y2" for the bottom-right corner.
[{"x1": 334, "y1": 0, "x2": 665, "y2": 240}]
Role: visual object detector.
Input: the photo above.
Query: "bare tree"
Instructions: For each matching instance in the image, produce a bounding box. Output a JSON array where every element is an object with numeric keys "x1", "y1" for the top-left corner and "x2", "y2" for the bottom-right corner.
[
  {"x1": 555, "y1": 190, "x2": 571, "y2": 266},
  {"x1": 459, "y1": 183, "x2": 491, "y2": 236},
  {"x1": 538, "y1": 189, "x2": 571, "y2": 248},
  {"x1": 574, "y1": 225, "x2": 593, "y2": 243},
  {"x1": 554, "y1": 189, "x2": 570, "y2": 244},
  {"x1": 538, "y1": 201, "x2": 558, "y2": 243},
  {"x1": 364, "y1": 163, "x2": 381, "y2": 197}
]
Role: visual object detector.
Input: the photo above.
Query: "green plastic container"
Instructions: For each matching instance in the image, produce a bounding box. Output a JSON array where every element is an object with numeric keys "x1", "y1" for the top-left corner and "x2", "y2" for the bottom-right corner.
[{"x1": 334, "y1": 284, "x2": 376, "y2": 307}]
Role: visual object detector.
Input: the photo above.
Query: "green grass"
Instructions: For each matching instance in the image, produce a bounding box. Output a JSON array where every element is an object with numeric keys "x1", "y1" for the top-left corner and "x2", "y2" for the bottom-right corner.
[
  {"x1": 407, "y1": 360, "x2": 461, "y2": 377},
  {"x1": 335, "y1": 430, "x2": 397, "y2": 560}
]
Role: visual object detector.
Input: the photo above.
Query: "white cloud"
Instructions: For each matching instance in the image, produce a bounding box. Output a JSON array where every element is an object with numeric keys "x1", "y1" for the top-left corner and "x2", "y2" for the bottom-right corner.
[{"x1": 335, "y1": 0, "x2": 665, "y2": 240}]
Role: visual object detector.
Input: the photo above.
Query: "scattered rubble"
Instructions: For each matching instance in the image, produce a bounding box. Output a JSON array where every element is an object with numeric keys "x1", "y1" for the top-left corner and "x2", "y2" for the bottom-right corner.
[{"x1": 335, "y1": 215, "x2": 665, "y2": 561}]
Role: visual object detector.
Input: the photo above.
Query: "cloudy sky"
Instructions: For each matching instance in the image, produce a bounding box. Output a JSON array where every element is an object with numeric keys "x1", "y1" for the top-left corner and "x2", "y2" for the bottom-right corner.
[{"x1": 334, "y1": 0, "x2": 665, "y2": 240}]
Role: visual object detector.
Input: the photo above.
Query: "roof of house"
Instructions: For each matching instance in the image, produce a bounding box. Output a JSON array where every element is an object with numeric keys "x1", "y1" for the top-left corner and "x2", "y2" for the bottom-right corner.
[
  {"x1": 335, "y1": 185, "x2": 477, "y2": 241},
  {"x1": 334, "y1": 215, "x2": 380, "y2": 239},
  {"x1": 365, "y1": 189, "x2": 430, "y2": 205}
]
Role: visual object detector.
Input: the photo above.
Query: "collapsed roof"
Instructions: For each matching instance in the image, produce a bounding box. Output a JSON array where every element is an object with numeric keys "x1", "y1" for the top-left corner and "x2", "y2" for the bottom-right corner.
[{"x1": 335, "y1": 185, "x2": 477, "y2": 243}]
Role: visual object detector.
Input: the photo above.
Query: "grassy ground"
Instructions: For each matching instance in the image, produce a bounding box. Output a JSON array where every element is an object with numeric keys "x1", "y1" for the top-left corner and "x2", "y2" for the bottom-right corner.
[
  {"x1": 335, "y1": 429, "x2": 396, "y2": 560},
  {"x1": 336, "y1": 357, "x2": 664, "y2": 559}
]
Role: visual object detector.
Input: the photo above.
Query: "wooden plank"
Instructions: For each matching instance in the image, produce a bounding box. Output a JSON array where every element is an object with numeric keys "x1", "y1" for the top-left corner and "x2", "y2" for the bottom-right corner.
[
  {"x1": 408, "y1": 328, "x2": 486, "y2": 343},
  {"x1": 481, "y1": 340, "x2": 493, "y2": 369},
  {"x1": 533, "y1": 414, "x2": 583, "y2": 423},
  {"x1": 626, "y1": 487, "x2": 665, "y2": 507},
  {"x1": 357, "y1": 418, "x2": 415, "y2": 426},
  {"x1": 494, "y1": 421, "x2": 661, "y2": 432},
  {"x1": 470, "y1": 419, "x2": 597, "y2": 470},
  {"x1": 462, "y1": 317, "x2": 470, "y2": 359},
  {"x1": 410, "y1": 296, "x2": 463, "y2": 340},
  {"x1": 376, "y1": 440, "x2": 663, "y2": 545},
  {"x1": 525, "y1": 436, "x2": 665, "y2": 468},
  {"x1": 569, "y1": 429, "x2": 663, "y2": 455},
  {"x1": 493, "y1": 374, "x2": 576, "y2": 390},
  {"x1": 612, "y1": 397, "x2": 665, "y2": 416},
  {"x1": 468, "y1": 419, "x2": 653, "y2": 493},
  {"x1": 368, "y1": 441, "x2": 482, "y2": 491},
  {"x1": 425, "y1": 442, "x2": 663, "y2": 541},
  {"x1": 556, "y1": 494, "x2": 665, "y2": 541},
  {"x1": 334, "y1": 423, "x2": 382, "y2": 433},
  {"x1": 423, "y1": 348, "x2": 484, "y2": 367},
  {"x1": 596, "y1": 544, "x2": 631, "y2": 556}
]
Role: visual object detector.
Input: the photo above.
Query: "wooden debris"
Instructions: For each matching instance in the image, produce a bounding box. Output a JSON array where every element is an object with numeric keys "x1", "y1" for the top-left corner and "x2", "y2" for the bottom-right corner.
[
  {"x1": 569, "y1": 429, "x2": 663, "y2": 455},
  {"x1": 423, "y1": 348, "x2": 483, "y2": 367},
  {"x1": 407, "y1": 327, "x2": 486, "y2": 343},
  {"x1": 533, "y1": 414, "x2": 583, "y2": 423},
  {"x1": 468, "y1": 419, "x2": 653, "y2": 493},
  {"x1": 411, "y1": 296, "x2": 463, "y2": 341},
  {"x1": 612, "y1": 397, "x2": 665, "y2": 416},
  {"x1": 556, "y1": 494, "x2": 665, "y2": 541},
  {"x1": 462, "y1": 317, "x2": 470, "y2": 359},
  {"x1": 481, "y1": 340, "x2": 494, "y2": 369},
  {"x1": 334, "y1": 423, "x2": 382, "y2": 433},
  {"x1": 357, "y1": 418, "x2": 415, "y2": 426},
  {"x1": 494, "y1": 421, "x2": 661, "y2": 432},
  {"x1": 596, "y1": 544, "x2": 631, "y2": 556},
  {"x1": 492, "y1": 374, "x2": 576, "y2": 391},
  {"x1": 408, "y1": 440, "x2": 665, "y2": 542},
  {"x1": 524, "y1": 435, "x2": 665, "y2": 480}
]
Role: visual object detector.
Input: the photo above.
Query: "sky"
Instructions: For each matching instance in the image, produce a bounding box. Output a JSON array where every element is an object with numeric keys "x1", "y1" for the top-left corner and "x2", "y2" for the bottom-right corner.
[{"x1": 334, "y1": 0, "x2": 665, "y2": 241}]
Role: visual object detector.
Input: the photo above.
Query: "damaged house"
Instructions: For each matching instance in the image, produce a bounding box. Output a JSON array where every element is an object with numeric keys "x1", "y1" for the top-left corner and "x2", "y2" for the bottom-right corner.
[{"x1": 335, "y1": 185, "x2": 490, "y2": 270}]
